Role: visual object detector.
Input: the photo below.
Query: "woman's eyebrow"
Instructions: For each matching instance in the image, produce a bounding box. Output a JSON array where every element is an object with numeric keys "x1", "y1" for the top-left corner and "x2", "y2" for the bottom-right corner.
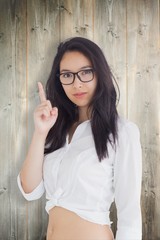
[
  {"x1": 80, "y1": 65, "x2": 92, "y2": 69},
  {"x1": 60, "y1": 65, "x2": 92, "y2": 72},
  {"x1": 60, "y1": 69, "x2": 71, "y2": 72}
]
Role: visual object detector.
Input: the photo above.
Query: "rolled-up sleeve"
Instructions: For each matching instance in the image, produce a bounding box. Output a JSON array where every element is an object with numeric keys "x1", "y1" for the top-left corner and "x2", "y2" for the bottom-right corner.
[
  {"x1": 114, "y1": 121, "x2": 142, "y2": 240},
  {"x1": 17, "y1": 174, "x2": 45, "y2": 201}
]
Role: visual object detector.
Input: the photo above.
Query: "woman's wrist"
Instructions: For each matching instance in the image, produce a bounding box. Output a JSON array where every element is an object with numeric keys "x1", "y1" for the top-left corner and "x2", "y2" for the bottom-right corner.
[{"x1": 33, "y1": 129, "x2": 48, "y2": 141}]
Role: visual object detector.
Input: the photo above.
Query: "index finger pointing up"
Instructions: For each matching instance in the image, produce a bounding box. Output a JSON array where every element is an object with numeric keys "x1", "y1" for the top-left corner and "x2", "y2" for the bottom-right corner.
[{"x1": 38, "y1": 82, "x2": 47, "y2": 102}]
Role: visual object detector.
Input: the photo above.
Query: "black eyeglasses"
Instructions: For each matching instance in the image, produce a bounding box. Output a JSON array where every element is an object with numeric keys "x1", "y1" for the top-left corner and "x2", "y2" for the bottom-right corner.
[{"x1": 57, "y1": 68, "x2": 95, "y2": 85}]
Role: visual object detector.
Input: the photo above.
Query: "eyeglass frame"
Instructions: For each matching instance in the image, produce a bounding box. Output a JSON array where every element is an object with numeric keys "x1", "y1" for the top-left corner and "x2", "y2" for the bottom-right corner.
[{"x1": 56, "y1": 68, "x2": 95, "y2": 85}]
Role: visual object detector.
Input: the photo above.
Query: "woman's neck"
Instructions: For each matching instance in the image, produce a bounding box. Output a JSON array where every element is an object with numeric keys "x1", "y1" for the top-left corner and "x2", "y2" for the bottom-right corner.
[{"x1": 78, "y1": 106, "x2": 91, "y2": 123}]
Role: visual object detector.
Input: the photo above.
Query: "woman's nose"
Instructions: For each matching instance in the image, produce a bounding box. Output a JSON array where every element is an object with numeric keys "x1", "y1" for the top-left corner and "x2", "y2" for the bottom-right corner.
[{"x1": 72, "y1": 74, "x2": 82, "y2": 88}]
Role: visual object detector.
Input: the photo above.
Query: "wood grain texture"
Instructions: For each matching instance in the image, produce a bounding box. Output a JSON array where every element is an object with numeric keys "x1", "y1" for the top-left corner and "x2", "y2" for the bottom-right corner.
[
  {"x1": 59, "y1": 0, "x2": 94, "y2": 40},
  {"x1": 0, "y1": 0, "x2": 159, "y2": 239},
  {"x1": 126, "y1": 1, "x2": 160, "y2": 239},
  {"x1": 0, "y1": 0, "x2": 28, "y2": 239}
]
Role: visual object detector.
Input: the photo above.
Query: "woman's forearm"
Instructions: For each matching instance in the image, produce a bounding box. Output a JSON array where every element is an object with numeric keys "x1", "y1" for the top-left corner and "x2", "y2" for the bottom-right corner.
[{"x1": 19, "y1": 131, "x2": 46, "y2": 193}]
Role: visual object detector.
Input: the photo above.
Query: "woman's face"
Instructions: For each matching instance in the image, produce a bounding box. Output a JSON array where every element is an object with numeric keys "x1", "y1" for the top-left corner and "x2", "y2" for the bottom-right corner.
[{"x1": 59, "y1": 51, "x2": 97, "y2": 110}]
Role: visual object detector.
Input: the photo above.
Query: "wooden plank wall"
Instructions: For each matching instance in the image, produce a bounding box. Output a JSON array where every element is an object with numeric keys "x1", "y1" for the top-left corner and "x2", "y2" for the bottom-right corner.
[{"x1": 0, "y1": 0, "x2": 159, "y2": 239}]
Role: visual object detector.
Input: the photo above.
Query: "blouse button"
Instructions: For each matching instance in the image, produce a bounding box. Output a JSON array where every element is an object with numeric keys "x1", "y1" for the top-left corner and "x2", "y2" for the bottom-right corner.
[
  {"x1": 55, "y1": 188, "x2": 63, "y2": 196},
  {"x1": 53, "y1": 188, "x2": 63, "y2": 200},
  {"x1": 53, "y1": 188, "x2": 63, "y2": 205}
]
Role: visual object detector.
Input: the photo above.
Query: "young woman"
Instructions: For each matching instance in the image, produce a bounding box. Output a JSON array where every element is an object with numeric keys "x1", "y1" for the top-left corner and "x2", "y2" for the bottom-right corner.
[{"x1": 17, "y1": 37, "x2": 142, "y2": 240}]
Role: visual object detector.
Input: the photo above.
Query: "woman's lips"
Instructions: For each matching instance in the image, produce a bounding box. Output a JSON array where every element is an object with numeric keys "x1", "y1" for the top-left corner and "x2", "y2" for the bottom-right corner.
[{"x1": 73, "y1": 92, "x2": 87, "y2": 98}]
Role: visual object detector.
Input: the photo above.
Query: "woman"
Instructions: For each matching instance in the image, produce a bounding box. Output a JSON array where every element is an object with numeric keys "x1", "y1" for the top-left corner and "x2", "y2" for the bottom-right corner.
[{"x1": 17, "y1": 37, "x2": 142, "y2": 240}]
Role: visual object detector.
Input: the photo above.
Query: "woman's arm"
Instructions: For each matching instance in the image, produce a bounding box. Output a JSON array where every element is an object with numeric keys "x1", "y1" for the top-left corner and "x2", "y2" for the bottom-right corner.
[
  {"x1": 19, "y1": 130, "x2": 47, "y2": 193},
  {"x1": 18, "y1": 82, "x2": 58, "y2": 195},
  {"x1": 114, "y1": 120, "x2": 142, "y2": 240}
]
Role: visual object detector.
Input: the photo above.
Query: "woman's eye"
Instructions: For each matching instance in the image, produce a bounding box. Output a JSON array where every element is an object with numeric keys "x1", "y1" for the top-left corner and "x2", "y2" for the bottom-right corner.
[
  {"x1": 62, "y1": 73, "x2": 72, "y2": 78},
  {"x1": 81, "y1": 69, "x2": 92, "y2": 75}
]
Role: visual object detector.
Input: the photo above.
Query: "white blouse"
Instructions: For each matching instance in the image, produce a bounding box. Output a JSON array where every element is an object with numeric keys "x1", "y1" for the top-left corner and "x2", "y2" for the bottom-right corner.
[{"x1": 17, "y1": 117, "x2": 142, "y2": 240}]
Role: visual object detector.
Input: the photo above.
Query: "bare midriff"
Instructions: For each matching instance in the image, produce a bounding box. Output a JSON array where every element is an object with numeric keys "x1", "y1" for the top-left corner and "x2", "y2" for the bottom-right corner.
[{"x1": 47, "y1": 206, "x2": 114, "y2": 240}]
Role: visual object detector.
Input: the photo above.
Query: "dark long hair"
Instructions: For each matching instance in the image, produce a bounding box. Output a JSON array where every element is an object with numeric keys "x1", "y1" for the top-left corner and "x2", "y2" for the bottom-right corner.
[{"x1": 44, "y1": 37, "x2": 119, "y2": 161}]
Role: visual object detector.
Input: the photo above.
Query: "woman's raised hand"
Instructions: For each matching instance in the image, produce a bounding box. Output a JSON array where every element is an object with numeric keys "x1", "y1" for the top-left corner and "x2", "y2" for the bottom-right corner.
[{"x1": 34, "y1": 82, "x2": 58, "y2": 137}]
